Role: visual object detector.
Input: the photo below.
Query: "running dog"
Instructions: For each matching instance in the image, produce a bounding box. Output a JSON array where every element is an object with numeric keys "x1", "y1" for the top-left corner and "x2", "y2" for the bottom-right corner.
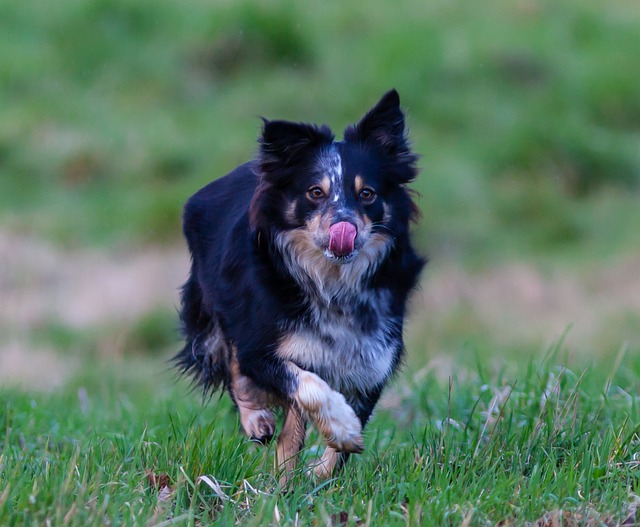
[{"x1": 174, "y1": 89, "x2": 425, "y2": 481}]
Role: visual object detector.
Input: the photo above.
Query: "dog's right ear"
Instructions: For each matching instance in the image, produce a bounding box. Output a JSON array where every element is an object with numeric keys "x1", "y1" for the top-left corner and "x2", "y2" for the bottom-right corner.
[
  {"x1": 251, "y1": 120, "x2": 333, "y2": 232},
  {"x1": 259, "y1": 119, "x2": 334, "y2": 183}
]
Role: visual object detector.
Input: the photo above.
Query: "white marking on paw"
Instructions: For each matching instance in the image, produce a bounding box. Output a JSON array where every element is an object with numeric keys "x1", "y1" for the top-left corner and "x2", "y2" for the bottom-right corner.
[
  {"x1": 239, "y1": 407, "x2": 275, "y2": 441},
  {"x1": 295, "y1": 370, "x2": 363, "y2": 453}
]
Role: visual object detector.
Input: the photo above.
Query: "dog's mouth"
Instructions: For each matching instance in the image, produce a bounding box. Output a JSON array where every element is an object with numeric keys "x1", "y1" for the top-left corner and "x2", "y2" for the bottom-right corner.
[
  {"x1": 324, "y1": 249, "x2": 358, "y2": 264},
  {"x1": 325, "y1": 221, "x2": 358, "y2": 263}
]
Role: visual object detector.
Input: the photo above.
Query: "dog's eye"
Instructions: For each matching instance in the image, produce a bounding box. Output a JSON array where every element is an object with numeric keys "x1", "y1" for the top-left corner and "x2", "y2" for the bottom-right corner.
[
  {"x1": 307, "y1": 186, "x2": 326, "y2": 201},
  {"x1": 359, "y1": 187, "x2": 377, "y2": 203}
]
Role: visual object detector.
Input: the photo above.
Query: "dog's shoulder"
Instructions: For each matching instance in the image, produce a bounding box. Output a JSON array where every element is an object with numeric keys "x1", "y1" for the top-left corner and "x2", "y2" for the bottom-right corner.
[
  {"x1": 182, "y1": 162, "x2": 258, "y2": 261},
  {"x1": 184, "y1": 161, "x2": 258, "y2": 230}
]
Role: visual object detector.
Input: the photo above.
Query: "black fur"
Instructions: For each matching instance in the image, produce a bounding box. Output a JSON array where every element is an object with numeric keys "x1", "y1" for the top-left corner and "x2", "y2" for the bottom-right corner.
[{"x1": 174, "y1": 89, "x2": 425, "y2": 466}]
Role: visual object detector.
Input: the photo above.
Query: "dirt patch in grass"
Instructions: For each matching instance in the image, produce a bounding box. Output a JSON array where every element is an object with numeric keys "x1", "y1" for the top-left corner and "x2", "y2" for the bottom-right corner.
[
  {"x1": 0, "y1": 230, "x2": 189, "y2": 387},
  {"x1": 0, "y1": 341, "x2": 71, "y2": 390},
  {"x1": 415, "y1": 254, "x2": 640, "y2": 354},
  {"x1": 0, "y1": 230, "x2": 189, "y2": 329}
]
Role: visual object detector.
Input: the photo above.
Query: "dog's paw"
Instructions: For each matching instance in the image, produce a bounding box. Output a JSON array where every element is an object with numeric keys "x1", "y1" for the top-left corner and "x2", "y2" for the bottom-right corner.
[
  {"x1": 240, "y1": 407, "x2": 276, "y2": 444},
  {"x1": 322, "y1": 392, "x2": 364, "y2": 453},
  {"x1": 311, "y1": 447, "x2": 346, "y2": 479},
  {"x1": 295, "y1": 371, "x2": 364, "y2": 453}
]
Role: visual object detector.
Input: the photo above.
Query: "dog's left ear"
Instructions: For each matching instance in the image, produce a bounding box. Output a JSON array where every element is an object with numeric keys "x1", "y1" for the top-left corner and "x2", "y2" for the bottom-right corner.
[
  {"x1": 344, "y1": 89, "x2": 407, "y2": 153},
  {"x1": 344, "y1": 89, "x2": 417, "y2": 183}
]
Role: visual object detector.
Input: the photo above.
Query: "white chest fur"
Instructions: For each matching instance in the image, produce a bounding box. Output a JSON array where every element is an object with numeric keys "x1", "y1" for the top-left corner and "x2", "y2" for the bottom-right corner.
[{"x1": 277, "y1": 290, "x2": 400, "y2": 396}]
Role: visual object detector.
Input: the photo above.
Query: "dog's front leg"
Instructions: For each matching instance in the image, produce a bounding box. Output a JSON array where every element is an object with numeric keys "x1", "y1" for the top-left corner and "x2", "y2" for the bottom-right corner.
[
  {"x1": 276, "y1": 403, "x2": 306, "y2": 486},
  {"x1": 289, "y1": 364, "x2": 364, "y2": 454},
  {"x1": 276, "y1": 365, "x2": 362, "y2": 486},
  {"x1": 312, "y1": 447, "x2": 349, "y2": 479},
  {"x1": 238, "y1": 357, "x2": 363, "y2": 483}
]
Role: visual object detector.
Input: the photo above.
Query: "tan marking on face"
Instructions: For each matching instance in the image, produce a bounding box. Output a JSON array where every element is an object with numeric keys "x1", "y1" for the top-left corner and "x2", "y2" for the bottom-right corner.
[
  {"x1": 279, "y1": 216, "x2": 342, "y2": 283},
  {"x1": 276, "y1": 221, "x2": 393, "y2": 298},
  {"x1": 306, "y1": 212, "x2": 322, "y2": 233},
  {"x1": 362, "y1": 211, "x2": 372, "y2": 228},
  {"x1": 319, "y1": 176, "x2": 331, "y2": 196},
  {"x1": 354, "y1": 175, "x2": 365, "y2": 194}
]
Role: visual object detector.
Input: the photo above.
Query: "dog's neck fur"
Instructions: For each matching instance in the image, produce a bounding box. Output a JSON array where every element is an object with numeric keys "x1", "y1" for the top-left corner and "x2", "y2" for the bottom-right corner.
[{"x1": 274, "y1": 229, "x2": 392, "y2": 305}]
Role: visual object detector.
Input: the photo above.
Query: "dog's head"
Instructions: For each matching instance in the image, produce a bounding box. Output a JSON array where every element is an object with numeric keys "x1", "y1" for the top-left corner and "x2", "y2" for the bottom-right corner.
[{"x1": 250, "y1": 89, "x2": 419, "y2": 279}]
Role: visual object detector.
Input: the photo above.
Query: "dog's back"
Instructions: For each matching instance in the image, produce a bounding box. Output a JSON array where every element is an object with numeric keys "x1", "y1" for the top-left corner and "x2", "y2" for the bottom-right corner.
[{"x1": 176, "y1": 162, "x2": 258, "y2": 392}]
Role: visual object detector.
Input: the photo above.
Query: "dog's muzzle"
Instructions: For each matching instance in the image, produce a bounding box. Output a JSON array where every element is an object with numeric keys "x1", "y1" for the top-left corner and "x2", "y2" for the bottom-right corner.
[{"x1": 328, "y1": 222, "x2": 357, "y2": 257}]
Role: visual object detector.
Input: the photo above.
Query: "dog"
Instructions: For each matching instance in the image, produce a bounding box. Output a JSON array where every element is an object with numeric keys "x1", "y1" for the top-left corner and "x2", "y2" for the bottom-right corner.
[{"x1": 174, "y1": 89, "x2": 425, "y2": 482}]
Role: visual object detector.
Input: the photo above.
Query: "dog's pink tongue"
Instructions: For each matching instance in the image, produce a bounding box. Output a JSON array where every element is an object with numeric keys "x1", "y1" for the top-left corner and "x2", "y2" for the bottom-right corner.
[{"x1": 329, "y1": 222, "x2": 357, "y2": 257}]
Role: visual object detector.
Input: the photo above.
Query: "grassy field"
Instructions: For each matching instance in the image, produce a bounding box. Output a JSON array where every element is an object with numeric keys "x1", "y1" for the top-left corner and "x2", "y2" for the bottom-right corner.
[
  {"x1": 2, "y1": 349, "x2": 640, "y2": 526},
  {"x1": 1, "y1": 0, "x2": 640, "y2": 525}
]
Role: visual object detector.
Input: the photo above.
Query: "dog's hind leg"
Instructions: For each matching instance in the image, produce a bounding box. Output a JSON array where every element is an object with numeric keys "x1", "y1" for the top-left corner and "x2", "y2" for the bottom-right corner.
[
  {"x1": 276, "y1": 403, "x2": 306, "y2": 487},
  {"x1": 229, "y1": 350, "x2": 276, "y2": 444}
]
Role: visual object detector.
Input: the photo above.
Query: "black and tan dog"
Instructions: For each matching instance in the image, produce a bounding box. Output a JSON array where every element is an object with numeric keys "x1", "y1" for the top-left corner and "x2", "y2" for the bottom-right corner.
[{"x1": 174, "y1": 89, "x2": 425, "y2": 482}]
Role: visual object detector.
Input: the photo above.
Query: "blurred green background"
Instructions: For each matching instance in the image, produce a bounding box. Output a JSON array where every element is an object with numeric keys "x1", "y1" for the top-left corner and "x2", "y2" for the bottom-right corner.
[{"x1": 1, "y1": 0, "x2": 639, "y2": 388}]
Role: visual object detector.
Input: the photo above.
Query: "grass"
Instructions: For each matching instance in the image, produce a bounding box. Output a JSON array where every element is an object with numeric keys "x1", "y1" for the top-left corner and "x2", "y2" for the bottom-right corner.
[
  {"x1": 2, "y1": 347, "x2": 640, "y2": 526},
  {"x1": 2, "y1": 0, "x2": 640, "y2": 524}
]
